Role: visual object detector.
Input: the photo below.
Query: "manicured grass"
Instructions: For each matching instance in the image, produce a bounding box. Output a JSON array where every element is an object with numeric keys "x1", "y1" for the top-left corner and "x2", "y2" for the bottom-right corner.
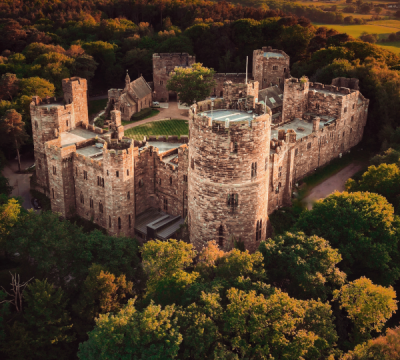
[
  {"x1": 124, "y1": 119, "x2": 189, "y2": 140},
  {"x1": 121, "y1": 109, "x2": 160, "y2": 126},
  {"x1": 88, "y1": 98, "x2": 108, "y2": 116},
  {"x1": 296, "y1": 148, "x2": 370, "y2": 201}
]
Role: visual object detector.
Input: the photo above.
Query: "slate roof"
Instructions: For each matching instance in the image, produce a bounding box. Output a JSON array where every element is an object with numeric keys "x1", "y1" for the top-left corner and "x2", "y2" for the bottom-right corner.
[
  {"x1": 130, "y1": 76, "x2": 152, "y2": 99},
  {"x1": 258, "y1": 86, "x2": 283, "y2": 110}
]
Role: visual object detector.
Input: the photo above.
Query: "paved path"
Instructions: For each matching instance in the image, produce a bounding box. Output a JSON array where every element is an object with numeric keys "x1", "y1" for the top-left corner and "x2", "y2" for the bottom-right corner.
[
  {"x1": 302, "y1": 162, "x2": 364, "y2": 210},
  {"x1": 2, "y1": 155, "x2": 35, "y2": 210},
  {"x1": 124, "y1": 102, "x2": 190, "y2": 130}
]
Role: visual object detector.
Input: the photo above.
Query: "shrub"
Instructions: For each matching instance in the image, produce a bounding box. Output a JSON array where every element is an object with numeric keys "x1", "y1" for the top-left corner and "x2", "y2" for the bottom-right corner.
[{"x1": 130, "y1": 107, "x2": 152, "y2": 121}]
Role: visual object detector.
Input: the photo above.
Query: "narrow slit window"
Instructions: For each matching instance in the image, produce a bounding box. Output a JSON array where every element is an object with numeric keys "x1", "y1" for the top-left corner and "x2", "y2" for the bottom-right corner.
[
  {"x1": 218, "y1": 225, "x2": 224, "y2": 247},
  {"x1": 118, "y1": 217, "x2": 121, "y2": 230}
]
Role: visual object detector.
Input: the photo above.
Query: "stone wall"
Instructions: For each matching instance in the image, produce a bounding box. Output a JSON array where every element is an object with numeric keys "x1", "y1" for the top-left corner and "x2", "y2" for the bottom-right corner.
[
  {"x1": 281, "y1": 77, "x2": 310, "y2": 124},
  {"x1": 62, "y1": 77, "x2": 88, "y2": 127},
  {"x1": 212, "y1": 73, "x2": 247, "y2": 97},
  {"x1": 253, "y1": 46, "x2": 290, "y2": 90},
  {"x1": 188, "y1": 105, "x2": 271, "y2": 252},
  {"x1": 153, "y1": 53, "x2": 196, "y2": 102}
]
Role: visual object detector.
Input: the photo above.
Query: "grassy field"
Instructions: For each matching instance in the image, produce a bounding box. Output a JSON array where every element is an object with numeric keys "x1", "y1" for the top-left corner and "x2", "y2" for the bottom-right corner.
[
  {"x1": 88, "y1": 98, "x2": 108, "y2": 116},
  {"x1": 124, "y1": 119, "x2": 189, "y2": 140},
  {"x1": 121, "y1": 109, "x2": 160, "y2": 126}
]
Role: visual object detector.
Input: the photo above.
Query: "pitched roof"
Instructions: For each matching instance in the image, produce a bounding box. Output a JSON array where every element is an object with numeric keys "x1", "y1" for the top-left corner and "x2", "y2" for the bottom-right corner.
[
  {"x1": 130, "y1": 76, "x2": 152, "y2": 99},
  {"x1": 258, "y1": 85, "x2": 283, "y2": 109}
]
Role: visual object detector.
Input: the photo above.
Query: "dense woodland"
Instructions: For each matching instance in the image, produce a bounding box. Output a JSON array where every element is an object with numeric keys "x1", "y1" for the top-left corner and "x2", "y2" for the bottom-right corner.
[{"x1": 1, "y1": 0, "x2": 400, "y2": 359}]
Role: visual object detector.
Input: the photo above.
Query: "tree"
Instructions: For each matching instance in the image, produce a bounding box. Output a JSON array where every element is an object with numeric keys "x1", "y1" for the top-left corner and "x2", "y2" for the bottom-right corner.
[
  {"x1": 73, "y1": 264, "x2": 133, "y2": 327},
  {"x1": 295, "y1": 191, "x2": 400, "y2": 286},
  {"x1": 166, "y1": 63, "x2": 216, "y2": 105},
  {"x1": 259, "y1": 232, "x2": 346, "y2": 300},
  {"x1": 0, "y1": 73, "x2": 19, "y2": 101},
  {"x1": 0, "y1": 198, "x2": 20, "y2": 251},
  {"x1": 395, "y1": 10, "x2": 400, "y2": 19},
  {"x1": 0, "y1": 110, "x2": 28, "y2": 172},
  {"x1": 18, "y1": 76, "x2": 55, "y2": 98},
  {"x1": 346, "y1": 164, "x2": 400, "y2": 210},
  {"x1": 342, "y1": 326, "x2": 400, "y2": 360},
  {"x1": 72, "y1": 54, "x2": 98, "y2": 80},
  {"x1": 370, "y1": 148, "x2": 400, "y2": 166},
  {"x1": 333, "y1": 277, "x2": 397, "y2": 344},
  {"x1": 5, "y1": 279, "x2": 74, "y2": 360},
  {"x1": 78, "y1": 299, "x2": 182, "y2": 360}
]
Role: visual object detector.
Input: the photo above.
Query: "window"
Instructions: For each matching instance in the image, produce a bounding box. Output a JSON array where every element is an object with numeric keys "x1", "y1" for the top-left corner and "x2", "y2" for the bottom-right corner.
[
  {"x1": 344, "y1": 107, "x2": 347, "y2": 113},
  {"x1": 307, "y1": 142, "x2": 311, "y2": 150},
  {"x1": 227, "y1": 193, "x2": 238, "y2": 209},
  {"x1": 80, "y1": 193, "x2": 84, "y2": 204},
  {"x1": 139, "y1": 179, "x2": 144, "y2": 187},
  {"x1": 127, "y1": 169, "x2": 129, "y2": 176},
  {"x1": 352, "y1": 104, "x2": 355, "y2": 109},
  {"x1": 265, "y1": 158, "x2": 268, "y2": 171},
  {"x1": 129, "y1": 215, "x2": 131, "y2": 228},
  {"x1": 109, "y1": 216, "x2": 111, "y2": 228},
  {"x1": 127, "y1": 191, "x2": 130, "y2": 199},
  {"x1": 251, "y1": 162, "x2": 257, "y2": 178},
  {"x1": 259, "y1": 219, "x2": 262, "y2": 240},
  {"x1": 350, "y1": 128, "x2": 353, "y2": 133},
  {"x1": 315, "y1": 103, "x2": 320, "y2": 110},
  {"x1": 343, "y1": 131, "x2": 345, "y2": 137},
  {"x1": 97, "y1": 176, "x2": 100, "y2": 186},
  {"x1": 164, "y1": 198, "x2": 168, "y2": 211},
  {"x1": 66, "y1": 120, "x2": 69, "y2": 127},
  {"x1": 295, "y1": 148, "x2": 299, "y2": 156},
  {"x1": 183, "y1": 175, "x2": 188, "y2": 182},
  {"x1": 351, "y1": 115, "x2": 354, "y2": 122},
  {"x1": 102, "y1": 178, "x2": 104, "y2": 187},
  {"x1": 107, "y1": 170, "x2": 109, "y2": 176},
  {"x1": 160, "y1": 80, "x2": 163, "y2": 85},
  {"x1": 273, "y1": 65, "x2": 278, "y2": 70},
  {"x1": 170, "y1": 177, "x2": 172, "y2": 185},
  {"x1": 52, "y1": 188, "x2": 54, "y2": 199},
  {"x1": 118, "y1": 217, "x2": 121, "y2": 230},
  {"x1": 191, "y1": 158, "x2": 194, "y2": 170},
  {"x1": 278, "y1": 166, "x2": 282, "y2": 177},
  {"x1": 53, "y1": 166, "x2": 56, "y2": 175},
  {"x1": 84, "y1": 170, "x2": 88, "y2": 180},
  {"x1": 159, "y1": 178, "x2": 162, "y2": 185},
  {"x1": 35, "y1": 121, "x2": 38, "y2": 130},
  {"x1": 99, "y1": 202, "x2": 103, "y2": 213},
  {"x1": 256, "y1": 220, "x2": 260, "y2": 241},
  {"x1": 234, "y1": 142, "x2": 238, "y2": 153},
  {"x1": 90, "y1": 198, "x2": 93, "y2": 208},
  {"x1": 116, "y1": 171, "x2": 119, "y2": 177},
  {"x1": 218, "y1": 225, "x2": 224, "y2": 247}
]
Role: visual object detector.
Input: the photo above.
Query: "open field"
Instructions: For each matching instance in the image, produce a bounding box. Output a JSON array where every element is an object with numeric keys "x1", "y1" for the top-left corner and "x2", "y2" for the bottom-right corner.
[{"x1": 124, "y1": 119, "x2": 189, "y2": 140}]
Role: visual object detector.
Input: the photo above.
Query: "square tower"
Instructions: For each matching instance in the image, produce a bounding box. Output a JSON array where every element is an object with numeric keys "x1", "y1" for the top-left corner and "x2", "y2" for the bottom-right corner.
[{"x1": 62, "y1": 77, "x2": 88, "y2": 127}]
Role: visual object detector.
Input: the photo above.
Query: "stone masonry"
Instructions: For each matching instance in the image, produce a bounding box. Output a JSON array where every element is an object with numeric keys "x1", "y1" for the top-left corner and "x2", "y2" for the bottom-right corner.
[{"x1": 31, "y1": 46, "x2": 369, "y2": 253}]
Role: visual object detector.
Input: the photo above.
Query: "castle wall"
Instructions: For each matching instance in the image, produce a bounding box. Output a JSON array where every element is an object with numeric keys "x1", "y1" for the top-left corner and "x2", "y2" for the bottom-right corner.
[
  {"x1": 281, "y1": 78, "x2": 310, "y2": 124},
  {"x1": 253, "y1": 46, "x2": 290, "y2": 90},
  {"x1": 62, "y1": 77, "x2": 88, "y2": 127},
  {"x1": 188, "y1": 107, "x2": 271, "y2": 252},
  {"x1": 153, "y1": 53, "x2": 196, "y2": 102},
  {"x1": 212, "y1": 73, "x2": 247, "y2": 97}
]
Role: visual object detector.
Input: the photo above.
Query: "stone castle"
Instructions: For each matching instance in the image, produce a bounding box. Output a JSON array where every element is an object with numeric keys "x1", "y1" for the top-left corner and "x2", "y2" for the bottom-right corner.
[{"x1": 30, "y1": 47, "x2": 369, "y2": 252}]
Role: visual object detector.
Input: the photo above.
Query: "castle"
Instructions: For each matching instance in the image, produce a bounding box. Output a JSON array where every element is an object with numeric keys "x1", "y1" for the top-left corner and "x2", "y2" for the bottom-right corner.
[{"x1": 30, "y1": 47, "x2": 369, "y2": 252}]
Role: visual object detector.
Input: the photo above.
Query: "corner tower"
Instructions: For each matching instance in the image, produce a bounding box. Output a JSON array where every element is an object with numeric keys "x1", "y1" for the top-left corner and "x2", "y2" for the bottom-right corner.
[
  {"x1": 62, "y1": 77, "x2": 88, "y2": 127},
  {"x1": 188, "y1": 104, "x2": 271, "y2": 252}
]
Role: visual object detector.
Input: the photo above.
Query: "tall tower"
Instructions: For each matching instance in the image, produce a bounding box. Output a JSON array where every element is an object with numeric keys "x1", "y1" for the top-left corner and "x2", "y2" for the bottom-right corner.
[
  {"x1": 252, "y1": 46, "x2": 290, "y2": 90},
  {"x1": 188, "y1": 105, "x2": 271, "y2": 252},
  {"x1": 62, "y1": 77, "x2": 88, "y2": 127},
  {"x1": 281, "y1": 77, "x2": 310, "y2": 124}
]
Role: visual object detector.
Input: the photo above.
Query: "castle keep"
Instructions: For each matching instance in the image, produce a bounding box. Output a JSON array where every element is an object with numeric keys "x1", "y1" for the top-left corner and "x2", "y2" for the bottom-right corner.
[{"x1": 30, "y1": 47, "x2": 369, "y2": 252}]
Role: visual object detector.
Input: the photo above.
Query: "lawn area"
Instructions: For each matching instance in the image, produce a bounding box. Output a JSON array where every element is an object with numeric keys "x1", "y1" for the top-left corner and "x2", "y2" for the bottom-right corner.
[
  {"x1": 124, "y1": 119, "x2": 189, "y2": 140},
  {"x1": 88, "y1": 98, "x2": 108, "y2": 116},
  {"x1": 121, "y1": 108, "x2": 160, "y2": 126}
]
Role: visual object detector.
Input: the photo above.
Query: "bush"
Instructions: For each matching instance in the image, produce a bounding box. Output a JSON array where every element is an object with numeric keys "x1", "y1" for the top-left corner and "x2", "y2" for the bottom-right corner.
[
  {"x1": 130, "y1": 107, "x2": 152, "y2": 121},
  {"x1": 95, "y1": 115, "x2": 105, "y2": 127}
]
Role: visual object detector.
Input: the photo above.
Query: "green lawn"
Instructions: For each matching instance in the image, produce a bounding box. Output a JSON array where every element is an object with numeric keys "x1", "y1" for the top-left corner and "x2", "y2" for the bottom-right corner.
[
  {"x1": 121, "y1": 109, "x2": 160, "y2": 126},
  {"x1": 88, "y1": 98, "x2": 108, "y2": 116},
  {"x1": 124, "y1": 119, "x2": 189, "y2": 140}
]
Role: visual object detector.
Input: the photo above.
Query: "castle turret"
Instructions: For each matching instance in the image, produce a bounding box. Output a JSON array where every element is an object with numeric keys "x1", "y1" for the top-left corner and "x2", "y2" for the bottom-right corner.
[
  {"x1": 188, "y1": 105, "x2": 271, "y2": 252},
  {"x1": 62, "y1": 77, "x2": 88, "y2": 127},
  {"x1": 281, "y1": 77, "x2": 309, "y2": 124}
]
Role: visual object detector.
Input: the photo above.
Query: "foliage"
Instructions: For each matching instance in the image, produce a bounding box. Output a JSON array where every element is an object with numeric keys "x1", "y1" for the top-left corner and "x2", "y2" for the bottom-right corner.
[
  {"x1": 4, "y1": 279, "x2": 74, "y2": 360},
  {"x1": 259, "y1": 232, "x2": 346, "y2": 300},
  {"x1": 333, "y1": 277, "x2": 397, "y2": 342},
  {"x1": 295, "y1": 191, "x2": 400, "y2": 286},
  {"x1": 370, "y1": 148, "x2": 400, "y2": 166},
  {"x1": 0, "y1": 198, "x2": 21, "y2": 251},
  {"x1": 167, "y1": 63, "x2": 216, "y2": 106}
]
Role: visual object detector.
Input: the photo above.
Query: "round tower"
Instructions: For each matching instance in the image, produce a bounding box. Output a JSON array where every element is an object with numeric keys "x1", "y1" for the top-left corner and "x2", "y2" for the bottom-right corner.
[{"x1": 188, "y1": 105, "x2": 271, "y2": 252}]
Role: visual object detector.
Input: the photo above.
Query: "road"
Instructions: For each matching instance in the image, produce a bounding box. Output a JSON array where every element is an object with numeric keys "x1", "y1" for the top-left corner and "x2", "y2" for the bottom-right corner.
[
  {"x1": 302, "y1": 162, "x2": 364, "y2": 210},
  {"x1": 124, "y1": 102, "x2": 190, "y2": 130},
  {"x1": 2, "y1": 155, "x2": 35, "y2": 210}
]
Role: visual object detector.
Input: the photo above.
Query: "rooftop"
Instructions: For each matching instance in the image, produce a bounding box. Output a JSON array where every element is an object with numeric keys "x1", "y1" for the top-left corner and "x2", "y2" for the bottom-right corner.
[
  {"x1": 76, "y1": 144, "x2": 103, "y2": 160},
  {"x1": 312, "y1": 88, "x2": 346, "y2": 97},
  {"x1": 61, "y1": 128, "x2": 96, "y2": 147},
  {"x1": 37, "y1": 102, "x2": 64, "y2": 109},
  {"x1": 140, "y1": 141, "x2": 181, "y2": 154},
  {"x1": 200, "y1": 109, "x2": 258, "y2": 124},
  {"x1": 271, "y1": 118, "x2": 325, "y2": 141},
  {"x1": 264, "y1": 52, "x2": 285, "y2": 59}
]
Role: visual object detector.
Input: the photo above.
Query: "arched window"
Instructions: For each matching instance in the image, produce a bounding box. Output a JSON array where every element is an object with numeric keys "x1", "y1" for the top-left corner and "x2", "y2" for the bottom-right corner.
[
  {"x1": 118, "y1": 217, "x2": 121, "y2": 230},
  {"x1": 218, "y1": 225, "x2": 224, "y2": 247}
]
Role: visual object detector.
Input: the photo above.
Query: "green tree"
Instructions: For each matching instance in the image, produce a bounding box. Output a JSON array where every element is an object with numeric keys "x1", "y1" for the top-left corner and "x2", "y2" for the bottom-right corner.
[
  {"x1": 18, "y1": 76, "x2": 55, "y2": 98},
  {"x1": 5, "y1": 279, "x2": 74, "y2": 360},
  {"x1": 0, "y1": 198, "x2": 20, "y2": 251},
  {"x1": 0, "y1": 73, "x2": 19, "y2": 101},
  {"x1": 370, "y1": 148, "x2": 400, "y2": 166},
  {"x1": 72, "y1": 54, "x2": 98, "y2": 80},
  {"x1": 295, "y1": 191, "x2": 400, "y2": 285},
  {"x1": 333, "y1": 277, "x2": 397, "y2": 344},
  {"x1": 0, "y1": 110, "x2": 28, "y2": 172},
  {"x1": 166, "y1": 63, "x2": 216, "y2": 105},
  {"x1": 78, "y1": 299, "x2": 182, "y2": 360},
  {"x1": 259, "y1": 232, "x2": 346, "y2": 300}
]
